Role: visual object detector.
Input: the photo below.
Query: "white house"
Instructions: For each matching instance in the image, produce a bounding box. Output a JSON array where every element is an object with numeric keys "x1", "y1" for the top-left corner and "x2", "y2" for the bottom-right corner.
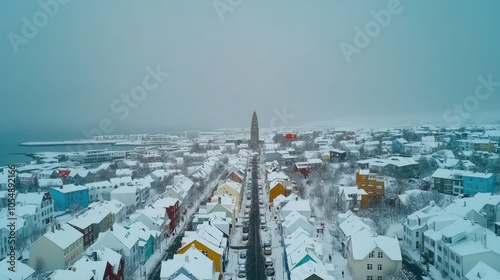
[
  {"x1": 281, "y1": 197, "x2": 311, "y2": 219},
  {"x1": 160, "y1": 245, "x2": 219, "y2": 280},
  {"x1": 89, "y1": 223, "x2": 140, "y2": 272},
  {"x1": 111, "y1": 186, "x2": 140, "y2": 209},
  {"x1": 282, "y1": 211, "x2": 315, "y2": 237},
  {"x1": 86, "y1": 180, "x2": 113, "y2": 202},
  {"x1": 347, "y1": 234, "x2": 402, "y2": 280},
  {"x1": 16, "y1": 191, "x2": 54, "y2": 228},
  {"x1": 88, "y1": 199, "x2": 127, "y2": 224}
]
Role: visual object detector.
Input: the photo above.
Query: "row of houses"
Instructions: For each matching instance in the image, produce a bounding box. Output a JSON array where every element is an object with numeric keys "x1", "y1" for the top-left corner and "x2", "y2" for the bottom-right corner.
[
  {"x1": 27, "y1": 194, "x2": 176, "y2": 278},
  {"x1": 158, "y1": 156, "x2": 248, "y2": 279},
  {"x1": 403, "y1": 193, "x2": 500, "y2": 279}
]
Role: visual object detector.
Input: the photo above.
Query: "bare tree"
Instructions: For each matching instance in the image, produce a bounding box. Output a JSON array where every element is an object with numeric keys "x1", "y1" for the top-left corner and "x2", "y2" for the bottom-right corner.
[
  {"x1": 16, "y1": 232, "x2": 30, "y2": 255},
  {"x1": 402, "y1": 191, "x2": 447, "y2": 215},
  {"x1": 124, "y1": 259, "x2": 136, "y2": 280},
  {"x1": 68, "y1": 203, "x2": 83, "y2": 215},
  {"x1": 34, "y1": 257, "x2": 47, "y2": 277},
  {"x1": 385, "y1": 267, "x2": 417, "y2": 280},
  {"x1": 100, "y1": 191, "x2": 111, "y2": 201}
]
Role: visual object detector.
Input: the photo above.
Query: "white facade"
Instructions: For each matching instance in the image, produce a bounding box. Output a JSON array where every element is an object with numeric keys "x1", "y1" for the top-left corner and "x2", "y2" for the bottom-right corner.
[{"x1": 111, "y1": 186, "x2": 140, "y2": 209}]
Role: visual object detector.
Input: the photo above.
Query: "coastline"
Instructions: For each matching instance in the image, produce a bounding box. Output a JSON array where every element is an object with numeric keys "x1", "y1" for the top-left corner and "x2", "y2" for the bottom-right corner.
[{"x1": 19, "y1": 140, "x2": 119, "y2": 146}]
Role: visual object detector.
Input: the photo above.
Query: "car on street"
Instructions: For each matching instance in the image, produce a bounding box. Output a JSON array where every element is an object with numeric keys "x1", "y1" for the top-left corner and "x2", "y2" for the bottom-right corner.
[
  {"x1": 265, "y1": 265, "x2": 275, "y2": 276},
  {"x1": 240, "y1": 250, "x2": 247, "y2": 259},
  {"x1": 263, "y1": 245, "x2": 272, "y2": 255},
  {"x1": 238, "y1": 264, "x2": 246, "y2": 278},
  {"x1": 265, "y1": 257, "x2": 274, "y2": 267},
  {"x1": 243, "y1": 224, "x2": 249, "y2": 233},
  {"x1": 242, "y1": 233, "x2": 249, "y2": 241}
]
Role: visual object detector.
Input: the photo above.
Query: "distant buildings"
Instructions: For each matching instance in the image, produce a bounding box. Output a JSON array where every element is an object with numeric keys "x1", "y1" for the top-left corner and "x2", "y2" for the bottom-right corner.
[
  {"x1": 358, "y1": 156, "x2": 419, "y2": 178},
  {"x1": 432, "y1": 169, "x2": 496, "y2": 196}
]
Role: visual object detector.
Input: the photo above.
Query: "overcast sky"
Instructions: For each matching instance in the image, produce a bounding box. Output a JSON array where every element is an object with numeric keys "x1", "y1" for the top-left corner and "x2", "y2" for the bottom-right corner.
[{"x1": 1, "y1": 1, "x2": 500, "y2": 137}]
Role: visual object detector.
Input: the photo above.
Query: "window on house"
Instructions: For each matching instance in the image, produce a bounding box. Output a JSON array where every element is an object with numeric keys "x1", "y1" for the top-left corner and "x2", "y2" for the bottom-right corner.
[
  {"x1": 437, "y1": 256, "x2": 442, "y2": 263},
  {"x1": 367, "y1": 264, "x2": 373, "y2": 270},
  {"x1": 377, "y1": 277, "x2": 382, "y2": 280},
  {"x1": 369, "y1": 251, "x2": 374, "y2": 258},
  {"x1": 377, "y1": 264, "x2": 382, "y2": 271},
  {"x1": 456, "y1": 270, "x2": 460, "y2": 277},
  {"x1": 378, "y1": 252, "x2": 383, "y2": 258},
  {"x1": 367, "y1": 276, "x2": 373, "y2": 280},
  {"x1": 456, "y1": 257, "x2": 460, "y2": 265},
  {"x1": 416, "y1": 232, "x2": 419, "y2": 238},
  {"x1": 451, "y1": 266, "x2": 455, "y2": 273}
]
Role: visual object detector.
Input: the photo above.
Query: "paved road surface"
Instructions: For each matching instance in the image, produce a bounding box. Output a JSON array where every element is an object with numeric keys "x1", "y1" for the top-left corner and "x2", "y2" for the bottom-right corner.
[{"x1": 246, "y1": 154, "x2": 267, "y2": 279}]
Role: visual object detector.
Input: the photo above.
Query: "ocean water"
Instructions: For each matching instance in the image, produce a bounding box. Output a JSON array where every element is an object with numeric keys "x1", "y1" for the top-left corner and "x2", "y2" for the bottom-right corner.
[{"x1": 0, "y1": 132, "x2": 131, "y2": 167}]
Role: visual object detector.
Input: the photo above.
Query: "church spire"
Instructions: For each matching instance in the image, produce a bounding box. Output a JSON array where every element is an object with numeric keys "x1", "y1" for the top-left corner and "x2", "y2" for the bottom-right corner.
[{"x1": 250, "y1": 111, "x2": 260, "y2": 151}]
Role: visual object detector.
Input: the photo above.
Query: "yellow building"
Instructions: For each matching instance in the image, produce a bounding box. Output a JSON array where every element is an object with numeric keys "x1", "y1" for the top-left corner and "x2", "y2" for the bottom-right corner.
[
  {"x1": 177, "y1": 223, "x2": 226, "y2": 272},
  {"x1": 214, "y1": 180, "x2": 242, "y2": 206},
  {"x1": 269, "y1": 180, "x2": 286, "y2": 204},
  {"x1": 28, "y1": 224, "x2": 84, "y2": 272}
]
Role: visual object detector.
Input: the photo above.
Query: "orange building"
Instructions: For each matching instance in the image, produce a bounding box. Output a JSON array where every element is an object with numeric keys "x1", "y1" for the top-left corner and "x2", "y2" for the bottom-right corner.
[
  {"x1": 269, "y1": 180, "x2": 286, "y2": 204},
  {"x1": 356, "y1": 170, "x2": 385, "y2": 208}
]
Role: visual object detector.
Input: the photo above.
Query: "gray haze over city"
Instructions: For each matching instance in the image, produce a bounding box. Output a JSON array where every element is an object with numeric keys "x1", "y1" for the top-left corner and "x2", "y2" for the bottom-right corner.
[{"x1": 1, "y1": 1, "x2": 500, "y2": 138}]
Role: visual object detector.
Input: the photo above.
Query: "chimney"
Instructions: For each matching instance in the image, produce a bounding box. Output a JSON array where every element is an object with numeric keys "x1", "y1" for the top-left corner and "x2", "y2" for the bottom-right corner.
[
  {"x1": 218, "y1": 196, "x2": 221, "y2": 204},
  {"x1": 484, "y1": 233, "x2": 487, "y2": 249},
  {"x1": 51, "y1": 225, "x2": 55, "y2": 233},
  {"x1": 464, "y1": 201, "x2": 466, "y2": 207},
  {"x1": 110, "y1": 225, "x2": 113, "y2": 231}
]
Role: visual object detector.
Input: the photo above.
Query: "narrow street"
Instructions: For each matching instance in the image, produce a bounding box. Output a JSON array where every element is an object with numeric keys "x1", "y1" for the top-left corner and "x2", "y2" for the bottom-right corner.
[
  {"x1": 246, "y1": 154, "x2": 267, "y2": 279},
  {"x1": 148, "y1": 218, "x2": 194, "y2": 280}
]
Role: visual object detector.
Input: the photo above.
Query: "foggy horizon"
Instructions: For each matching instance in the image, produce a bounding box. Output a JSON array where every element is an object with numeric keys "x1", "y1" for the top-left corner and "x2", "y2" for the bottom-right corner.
[{"x1": 2, "y1": 1, "x2": 500, "y2": 138}]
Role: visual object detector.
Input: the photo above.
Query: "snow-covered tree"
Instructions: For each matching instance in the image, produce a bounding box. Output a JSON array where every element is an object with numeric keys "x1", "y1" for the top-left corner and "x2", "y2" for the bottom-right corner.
[{"x1": 385, "y1": 268, "x2": 417, "y2": 280}]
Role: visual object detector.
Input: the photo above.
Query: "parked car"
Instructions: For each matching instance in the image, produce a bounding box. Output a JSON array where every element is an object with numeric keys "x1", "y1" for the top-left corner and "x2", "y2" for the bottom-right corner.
[
  {"x1": 238, "y1": 264, "x2": 246, "y2": 278},
  {"x1": 264, "y1": 245, "x2": 272, "y2": 255},
  {"x1": 243, "y1": 225, "x2": 249, "y2": 233},
  {"x1": 242, "y1": 233, "x2": 249, "y2": 241},
  {"x1": 240, "y1": 250, "x2": 247, "y2": 259},
  {"x1": 265, "y1": 265, "x2": 275, "y2": 276},
  {"x1": 265, "y1": 257, "x2": 274, "y2": 267}
]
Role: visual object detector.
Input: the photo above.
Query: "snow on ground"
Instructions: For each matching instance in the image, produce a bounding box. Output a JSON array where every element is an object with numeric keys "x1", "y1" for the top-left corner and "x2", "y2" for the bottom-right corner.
[
  {"x1": 137, "y1": 169, "x2": 225, "y2": 279},
  {"x1": 322, "y1": 222, "x2": 353, "y2": 280},
  {"x1": 386, "y1": 223, "x2": 404, "y2": 240}
]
